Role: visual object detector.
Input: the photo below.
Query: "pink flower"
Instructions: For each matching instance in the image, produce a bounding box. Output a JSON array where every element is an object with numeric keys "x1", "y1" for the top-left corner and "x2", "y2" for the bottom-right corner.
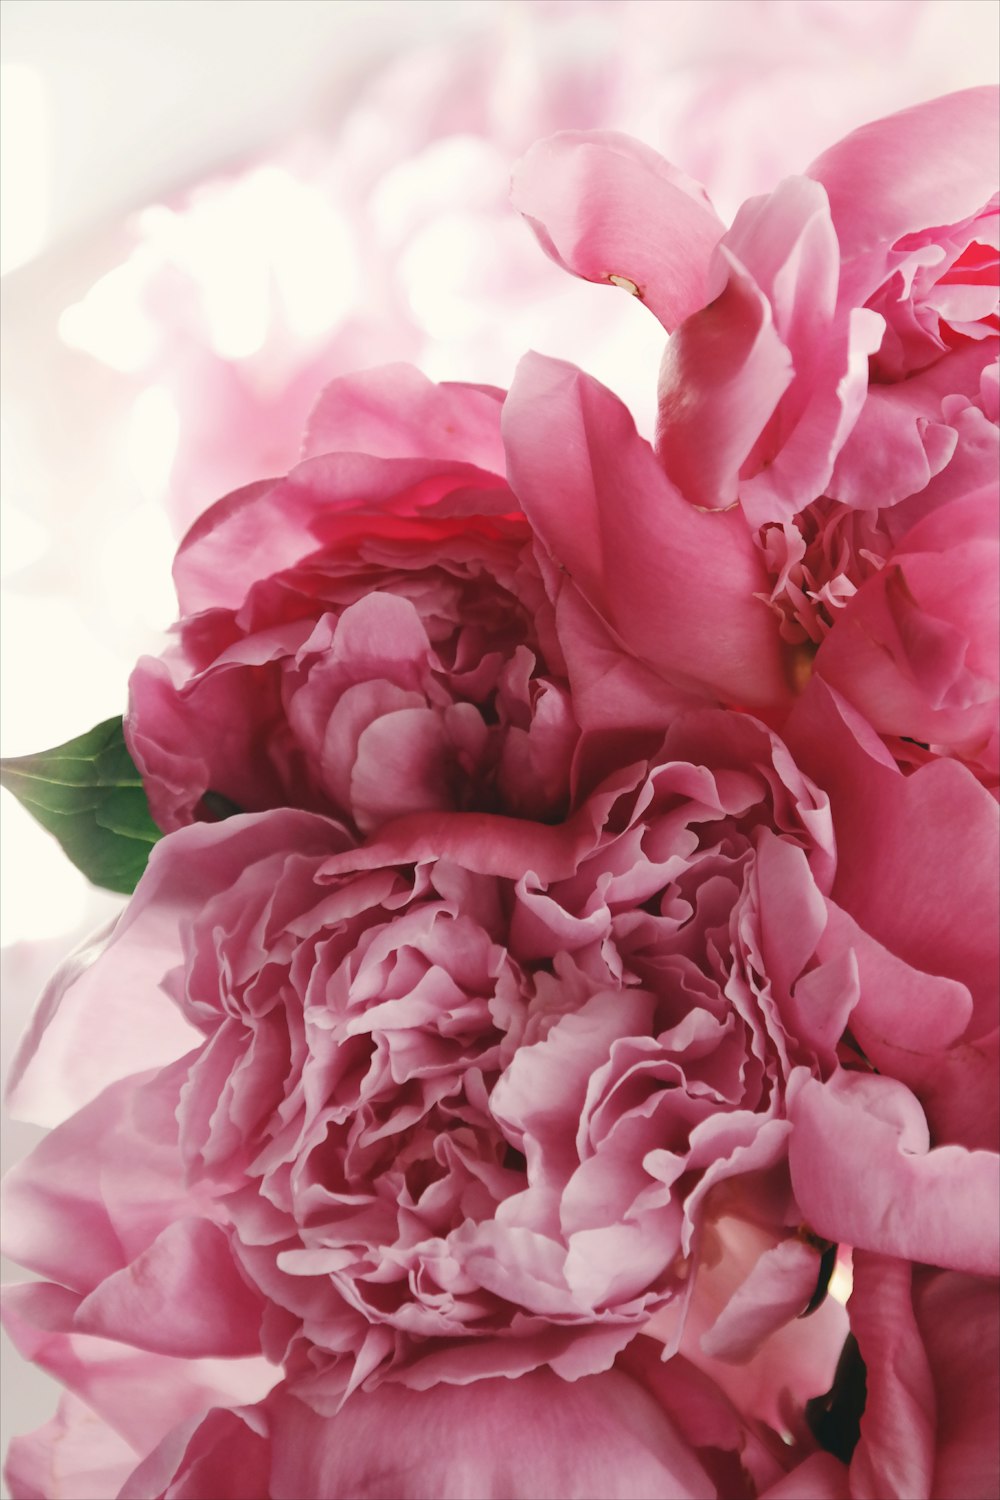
[
  {"x1": 513, "y1": 88, "x2": 998, "y2": 528},
  {"x1": 507, "y1": 91, "x2": 1000, "y2": 781},
  {"x1": 9, "y1": 708, "x2": 860, "y2": 1411},
  {"x1": 127, "y1": 366, "x2": 579, "y2": 835}
]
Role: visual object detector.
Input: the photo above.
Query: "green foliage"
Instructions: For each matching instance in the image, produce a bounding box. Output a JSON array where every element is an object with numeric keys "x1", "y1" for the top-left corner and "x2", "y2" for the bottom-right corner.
[{"x1": 0, "y1": 716, "x2": 162, "y2": 895}]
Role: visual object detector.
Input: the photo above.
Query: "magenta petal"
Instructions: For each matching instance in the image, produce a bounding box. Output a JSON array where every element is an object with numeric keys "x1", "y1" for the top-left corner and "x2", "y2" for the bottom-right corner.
[
  {"x1": 789, "y1": 1072, "x2": 1000, "y2": 1276},
  {"x1": 504, "y1": 352, "x2": 789, "y2": 707},
  {"x1": 512, "y1": 131, "x2": 724, "y2": 332}
]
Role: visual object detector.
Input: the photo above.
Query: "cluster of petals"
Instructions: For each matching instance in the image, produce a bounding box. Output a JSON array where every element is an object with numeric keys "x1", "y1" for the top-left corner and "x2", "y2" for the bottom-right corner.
[
  {"x1": 128, "y1": 367, "x2": 577, "y2": 835},
  {"x1": 4, "y1": 85, "x2": 1000, "y2": 1500},
  {"x1": 513, "y1": 85, "x2": 999, "y2": 782}
]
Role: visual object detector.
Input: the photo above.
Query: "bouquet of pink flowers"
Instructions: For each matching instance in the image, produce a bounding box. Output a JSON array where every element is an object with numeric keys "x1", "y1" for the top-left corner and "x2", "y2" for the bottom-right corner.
[{"x1": 2, "y1": 84, "x2": 998, "y2": 1500}]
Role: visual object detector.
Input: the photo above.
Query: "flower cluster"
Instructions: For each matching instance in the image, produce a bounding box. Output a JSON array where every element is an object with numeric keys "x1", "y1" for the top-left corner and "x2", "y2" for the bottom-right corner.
[{"x1": 3, "y1": 87, "x2": 998, "y2": 1500}]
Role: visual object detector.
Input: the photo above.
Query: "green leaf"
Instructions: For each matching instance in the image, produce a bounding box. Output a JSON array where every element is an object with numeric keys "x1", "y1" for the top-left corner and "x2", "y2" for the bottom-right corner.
[{"x1": 0, "y1": 716, "x2": 163, "y2": 895}]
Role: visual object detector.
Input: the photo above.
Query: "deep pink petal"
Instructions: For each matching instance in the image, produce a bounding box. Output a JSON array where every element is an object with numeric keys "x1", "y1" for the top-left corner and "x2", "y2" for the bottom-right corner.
[
  {"x1": 847, "y1": 1253, "x2": 936, "y2": 1500},
  {"x1": 757, "y1": 1453, "x2": 851, "y2": 1499},
  {"x1": 117, "y1": 1407, "x2": 271, "y2": 1500},
  {"x1": 172, "y1": 456, "x2": 510, "y2": 615},
  {"x1": 914, "y1": 1266, "x2": 1000, "y2": 1499},
  {"x1": 655, "y1": 246, "x2": 793, "y2": 511},
  {"x1": 503, "y1": 353, "x2": 790, "y2": 707}
]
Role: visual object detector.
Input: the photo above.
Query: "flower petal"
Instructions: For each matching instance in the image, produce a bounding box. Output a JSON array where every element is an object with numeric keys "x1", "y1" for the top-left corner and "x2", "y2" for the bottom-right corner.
[{"x1": 512, "y1": 131, "x2": 724, "y2": 332}]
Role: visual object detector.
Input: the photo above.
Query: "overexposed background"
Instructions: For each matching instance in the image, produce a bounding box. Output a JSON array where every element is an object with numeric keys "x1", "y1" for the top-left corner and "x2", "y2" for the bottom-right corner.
[{"x1": 2, "y1": 0, "x2": 998, "y2": 1485}]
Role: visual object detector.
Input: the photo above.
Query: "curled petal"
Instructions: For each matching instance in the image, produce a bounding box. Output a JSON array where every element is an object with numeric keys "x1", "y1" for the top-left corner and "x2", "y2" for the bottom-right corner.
[
  {"x1": 789, "y1": 1072, "x2": 1000, "y2": 1276},
  {"x1": 504, "y1": 352, "x2": 790, "y2": 707},
  {"x1": 512, "y1": 131, "x2": 724, "y2": 332}
]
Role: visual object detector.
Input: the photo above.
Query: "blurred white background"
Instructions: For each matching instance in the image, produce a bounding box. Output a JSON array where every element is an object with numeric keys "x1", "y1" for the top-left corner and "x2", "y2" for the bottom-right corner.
[{"x1": 2, "y1": 0, "x2": 998, "y2": 1486}]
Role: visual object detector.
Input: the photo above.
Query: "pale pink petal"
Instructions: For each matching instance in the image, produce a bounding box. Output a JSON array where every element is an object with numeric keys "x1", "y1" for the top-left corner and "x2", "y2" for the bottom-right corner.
[
  {"x1": 789, "y1": 1072, "x2": 1000, "y2": 1276},
  {"x1": 302, "y1": 364, "x2": 505, "y2": 473},
  {"x1": 7, "y1": 812, "x2": 349, "y2": 1123},
  {"x1": 699, "y1": 1237, "x2": 825, "y2": 1363},
  {"x1": 512, "y1": 131, "x2": 724, "y2": 332},
  {"x1": 5, "y1": 917, "x2": 196, "y2": 1130},
  {"x1": 1, "y1": 1287, "x2": 274, "y2": 1459},
  {"x1": 73, "y1": 1219, "x2": 264, "y2": 1358},
  {"x1": 5, "y1": 1393, "x2": 138, "y2": 1500}
]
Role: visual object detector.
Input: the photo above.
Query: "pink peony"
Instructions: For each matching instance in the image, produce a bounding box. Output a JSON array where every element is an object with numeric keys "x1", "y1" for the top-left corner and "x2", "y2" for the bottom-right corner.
[
  {"x1": 8, "y1": 709, "x2": 857, "y2": 1410},
  {"x1": 513, "y1": 88, "x2": 998, "y2": 527},
  {"x1": 508, "y1": 90, "x2": 1000, "y2": 782},
  {"x1": 127, "y1": 366, "x2": 579, "y2": 835}
]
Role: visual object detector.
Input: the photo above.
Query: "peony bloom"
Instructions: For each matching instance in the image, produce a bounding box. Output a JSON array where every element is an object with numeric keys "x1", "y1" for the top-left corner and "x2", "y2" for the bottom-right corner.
[
  {"x1": 513, "y1": 88, "x2": 998, "y2": 527},
  {"x1": 505, "y1": 86, "x2": 1000, "y2": 781},
  {"x1": 5, "y1": 709, "x2": 846, "y2": 1406},
  {"x1": 127, "y1": 366, "x2": 579, "y2": 835}
]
